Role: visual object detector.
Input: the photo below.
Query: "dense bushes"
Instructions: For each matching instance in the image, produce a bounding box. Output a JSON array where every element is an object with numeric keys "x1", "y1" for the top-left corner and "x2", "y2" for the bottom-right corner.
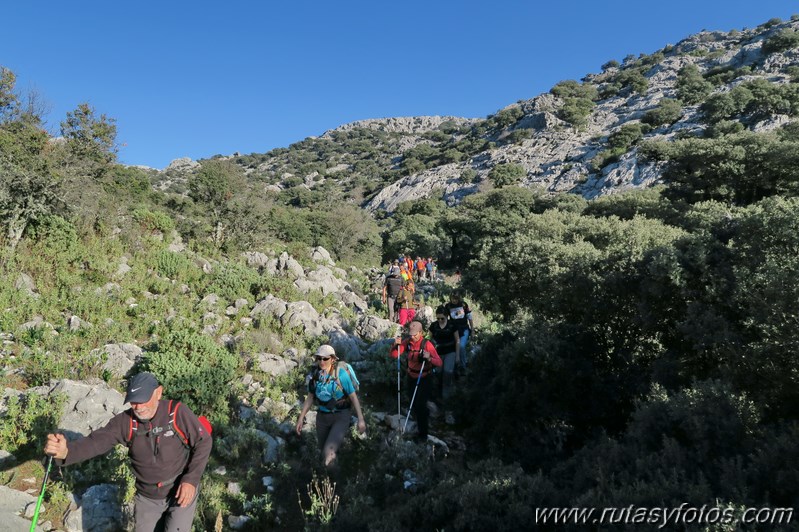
[
  {"x1": 676, "y1": 64, "x2": 714, "y2": 104},
  {"x1": 488, "y1": 163, "x2": 526, "y2": 188},
  {"x1": 551, "y1": 80, "x2": 598, "y2": 127},
  {"x1": 761, "y1": 28, "x2": 799, "y2": 54},
  {"x1": 642, "y1": 98, "x2": 683, "y2": 127},
  {"x1": 144, "y1": 329, "x2": 238, "y2": 423},
  {"x1": 641, "y1": 127, "x2": 799, "y2": 205},
  {"x1": 454, "y1": 181, "x2": 799, "y2": 518}
]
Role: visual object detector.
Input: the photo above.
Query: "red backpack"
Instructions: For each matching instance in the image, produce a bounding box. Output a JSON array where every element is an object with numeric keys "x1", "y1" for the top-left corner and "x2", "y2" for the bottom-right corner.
[{"x1": 126, "y1": 400, "x2": 212, "y2": 447}]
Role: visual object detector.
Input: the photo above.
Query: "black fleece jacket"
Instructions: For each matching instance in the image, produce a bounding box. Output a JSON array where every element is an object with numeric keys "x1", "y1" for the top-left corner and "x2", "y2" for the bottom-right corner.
[{"x1": 59, "y1": 399, "x2": 212, "y2": 500}]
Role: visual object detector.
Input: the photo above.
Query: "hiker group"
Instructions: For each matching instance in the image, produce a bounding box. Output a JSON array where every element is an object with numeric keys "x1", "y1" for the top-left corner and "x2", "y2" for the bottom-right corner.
[
  {"x1": 381, "y1": 255, "x2": 442, "y2": 326},
  {"x1": 36, "y1": 262, "x2": 473, "y2": 530}
]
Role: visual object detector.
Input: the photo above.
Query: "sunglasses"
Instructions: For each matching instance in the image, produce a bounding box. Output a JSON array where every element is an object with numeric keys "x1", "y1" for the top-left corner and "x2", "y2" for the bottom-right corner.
[{"x1": 315, "y1": 356, "x2": 332, "y2": 361}]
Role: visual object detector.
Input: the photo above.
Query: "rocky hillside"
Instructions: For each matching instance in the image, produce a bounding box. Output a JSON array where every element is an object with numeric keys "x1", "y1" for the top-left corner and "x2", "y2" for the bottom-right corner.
[{"x1": 149, "y1": 17, "x2": 799, "y2": 213}]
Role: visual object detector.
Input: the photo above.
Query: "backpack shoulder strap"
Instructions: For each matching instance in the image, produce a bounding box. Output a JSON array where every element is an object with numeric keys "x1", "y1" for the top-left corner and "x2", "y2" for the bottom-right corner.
[
  {"x1": 341, "y1": 363, "x2": 359, "y2": 391},
  {"x1": 126, "y1": 410, "x2": 138, "y2": 444},
  {"x1": 168, "y1": 400, "x2": 189, "y2": 446}
]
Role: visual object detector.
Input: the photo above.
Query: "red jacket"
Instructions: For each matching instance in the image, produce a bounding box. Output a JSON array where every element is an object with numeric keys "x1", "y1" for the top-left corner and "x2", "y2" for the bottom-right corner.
[{"x1": 391, "y1": 336, "x2": 442, "y2": 378}]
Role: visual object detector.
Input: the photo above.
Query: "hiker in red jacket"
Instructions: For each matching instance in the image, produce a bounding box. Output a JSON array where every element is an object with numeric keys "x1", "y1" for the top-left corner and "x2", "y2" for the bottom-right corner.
[
  {"x1": 390, "y1": 320, "x2": 442, "y2": 442},
  {"x1": 44, "y1": 372, "x2": 212, "y2": 532}
]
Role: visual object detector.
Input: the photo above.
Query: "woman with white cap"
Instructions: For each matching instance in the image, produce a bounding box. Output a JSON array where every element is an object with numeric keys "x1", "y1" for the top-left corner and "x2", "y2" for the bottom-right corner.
[{"x1": 296, "y1": 344, "x2": 366, "y2": 469}]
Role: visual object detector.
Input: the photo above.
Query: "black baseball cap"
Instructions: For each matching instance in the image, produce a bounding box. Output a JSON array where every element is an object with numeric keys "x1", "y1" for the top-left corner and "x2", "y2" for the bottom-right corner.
[{"x1": 125, "y1": 372, "x2": 160, "y2": 403}]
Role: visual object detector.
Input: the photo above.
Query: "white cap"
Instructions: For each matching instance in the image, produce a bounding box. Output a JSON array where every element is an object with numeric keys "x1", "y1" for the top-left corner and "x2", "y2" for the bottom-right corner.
[{"x1": 315, "y1": 344, "x2": 336, "y2": 358}]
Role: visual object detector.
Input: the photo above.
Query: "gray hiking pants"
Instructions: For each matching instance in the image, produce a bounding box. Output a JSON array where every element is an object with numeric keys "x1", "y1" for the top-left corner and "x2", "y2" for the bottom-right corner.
[
  {"x1": 316, "y1": 408, "x2": 351, "y2": 468},
  {"x1": 387, "y1": 296, "x2": 397, "y2": 322},
  {"x1": 134, "y1": 488, "x2": 198, "y2": 532}
]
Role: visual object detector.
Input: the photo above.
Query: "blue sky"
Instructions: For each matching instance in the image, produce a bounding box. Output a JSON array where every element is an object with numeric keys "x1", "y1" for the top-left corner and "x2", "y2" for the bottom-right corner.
[{"x1": 2, "y1": 1, "x2": 797, "y2": 169}]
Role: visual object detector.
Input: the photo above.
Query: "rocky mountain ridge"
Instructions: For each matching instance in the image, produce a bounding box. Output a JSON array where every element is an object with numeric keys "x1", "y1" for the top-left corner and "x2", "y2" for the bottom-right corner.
[{"x1": 152, "y1": 17, "x2": 799, "y2": 213}]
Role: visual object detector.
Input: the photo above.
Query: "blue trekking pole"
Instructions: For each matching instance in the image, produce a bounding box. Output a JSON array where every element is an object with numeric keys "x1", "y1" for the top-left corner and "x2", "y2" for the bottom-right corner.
[
  {"x1": 29, "y1": 456, "x2": 53, "y2": 532},
  {"x1": 403, "y1": 360, "x2": 425, "y2": 433}
]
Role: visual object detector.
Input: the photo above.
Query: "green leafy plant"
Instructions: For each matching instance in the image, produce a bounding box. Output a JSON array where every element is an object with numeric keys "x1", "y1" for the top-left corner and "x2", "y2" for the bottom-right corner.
[
  {"x1": 0, "y1": 391, "x2": 65, "y2": 456},
  {"x1": 144, "y1": 329, "x2": 238, "y2": 423}
]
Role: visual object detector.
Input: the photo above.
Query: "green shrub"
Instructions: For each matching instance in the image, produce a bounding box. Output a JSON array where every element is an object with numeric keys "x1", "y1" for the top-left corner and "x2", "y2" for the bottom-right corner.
[
  {"x1": 460, "y1": 168, "x2": 478, "y2": 184},
  {"x1": 144, "y1": 329, "x2": 239, "y2": 423},
  {"x1": 616, "y1": 68, "x2": 649, "y2": 94},
  {"x1": 155, "y1": 250, "x2": 197, "y2": 281},
  {"x1": 204, "y1": 261, "x2": 261, "y2": 301},
  {"x1": 550, "y1": 80, "x2": 598, "y2": 101},
  {"x1": 488, "y1": 163, "x2": 526, "y2": 188},
  {"x1": 676, "y1": 64, "x2": 714, "y2": 105},
  {"x1": 552, "y1": 80, "x2": 598, "y2": 127},
  {"x1": 132, "y1": 208, "x2": 175, "y2": 233},
  {"x1": 762, "y1": 28, "x2": 799, "y2": 54},
  {"x1": 591, "y1": 123, "x2": 648, "y2": 171},
  {"x1": 557, "y1": 97, "x2": 595, "y2": 127},
  {"x1": 27, "y1": 215, "x2": 80, "y2": 257},
  {"x1": 642, "y1": 98, "x2": 683, "y2": 127},
  {"x1": 0, "y1": 391, "x2": 65, "y2": 457}
]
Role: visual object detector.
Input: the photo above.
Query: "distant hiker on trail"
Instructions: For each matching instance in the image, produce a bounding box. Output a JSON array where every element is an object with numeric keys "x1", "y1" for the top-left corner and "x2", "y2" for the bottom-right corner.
[
  {"x1": 416, "y1": 256, "x2": 427, "y2": 281},
  {"x1": 391, "y1": 320, "x2": 442, "y2": 442},
  {"x1": 44, "y1": 372, "x2": 212, "y2": 532},
  {"x1": 400, "y1": 263, "x2": 411, "y2": 284},
  {"x1": 444, "y1": 290, "x2": 473, "y2": 372},
  {"x1": 296, "y1": 345, "x2": 366, "y2": 470},
  {"x1": 425, "y1": 257, "x2": 435, "y2": 281},
  {"x1": 382, "y1": 264, "x2": 404, "y2": 322},
  {"x1": 429, "y1": 306, "x2": 460, "y2": 399},
  {"x1": 396, "y1": 278, "x2": 416, "y2": 326}
]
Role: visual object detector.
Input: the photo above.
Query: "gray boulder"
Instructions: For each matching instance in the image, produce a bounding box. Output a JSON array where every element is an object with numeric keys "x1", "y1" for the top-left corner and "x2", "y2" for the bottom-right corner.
[
  {"x1": 277, "y1": 252, "x2": 306, "y2": 279},
  {"x1": 64, "y1": 484, "x2": 124, "y2": 532},
  {"x1": 241, "y1": 251, "x2": 271, "y2": 269},
  {"x1": 338, "y1": 289, "x2": 368, "y2": 313},
  {"x1": 306, "y1": 267, "x2": 343, "y2": 295},
  {"x1": 281, "y1": 301, "x2": 323, "y2": 336},
  {"x1": 0, "y1": 449, "x2": 15, "y2": 467},
  {"x1": 310, "y1": 246, "x2": 335, "y2": 265},
  {"x1": 228, "y1": 515, "x2": 250, "y2": 530},
  {"x1": 250, "y1": 295, "x2": 288, "y2": 321},
  {"x1": 15, "y1": 273, "x2": 39, "y2": 299},
  {"x1": 18, "y1": 316, "x2": 55, "y2": 333},
  {"x1": 254, "y1": 354, "x2": 298, "y2": 377},
  {"x1": 97, "y1": 343, "x2": 142, "y2": 378},
  {"x1": 94, "y1": 283, "x2": 122, "y2": 297},
  {"x1": 67, "y1": 315, "x2": 93, "y2": 332},
  {"x1": 165, "y1": 157, "x2": 200, "y2": 172},
  {"x1": 200, "y1": 293, "x2": 220, "y2": 308},
  {"x1": 327, "y1": 329, "x2": 364, "y2": 362},
  {"x1": 356, "y1": 315, "x2": 396, "y2": 342},
  {"x1": 114, "y1": 260, "x2": 132, "y2": 280},
  {"x1": 415, "y1": 305, "x2": 435, "y2": 328},
  {"x1": 0, "y1": 485, "x2": 44, "y2": 532},
  {"x1": 48, "y1": 380, "x2": 126, "y2": 438},
  {"x1": 262, "y1": 434, "x2": 285, "y2": 464}
]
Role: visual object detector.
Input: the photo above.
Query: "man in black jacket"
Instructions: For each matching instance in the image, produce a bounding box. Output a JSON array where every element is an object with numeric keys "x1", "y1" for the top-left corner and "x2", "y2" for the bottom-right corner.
[
  {"x1": 382, "y1": 263, "x2": 404, "y2": 322},
  {"x1": 45, "y1": 372, "x2": 212, "y2": 532}
]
